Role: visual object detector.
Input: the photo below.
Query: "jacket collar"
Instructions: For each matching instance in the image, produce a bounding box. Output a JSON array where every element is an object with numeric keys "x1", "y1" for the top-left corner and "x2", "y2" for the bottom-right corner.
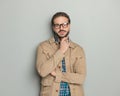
[{"x1": 48, "y1": 37, "x2": 76, "y2": 49}]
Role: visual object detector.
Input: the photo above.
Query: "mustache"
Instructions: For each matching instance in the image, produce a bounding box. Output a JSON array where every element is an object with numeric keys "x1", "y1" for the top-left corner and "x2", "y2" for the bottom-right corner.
[{"x1": 59, "y1": 30, "x2": 66, "y2": 33}]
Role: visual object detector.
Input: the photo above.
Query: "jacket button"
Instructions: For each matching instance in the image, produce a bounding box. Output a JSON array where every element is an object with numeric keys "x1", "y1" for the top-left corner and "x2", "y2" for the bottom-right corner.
[
  {"x1": 56, "y1": 90, "x2": 58, "y2": 92},
  {"x1": 58, "y1": 66, "x2": 61, "y2": 68}
]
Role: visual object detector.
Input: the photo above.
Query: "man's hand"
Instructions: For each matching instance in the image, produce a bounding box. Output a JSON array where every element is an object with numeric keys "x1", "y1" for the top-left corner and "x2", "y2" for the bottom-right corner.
[
  {"x1": 50, "y1": 70, "x2": 56, "y2": 77},
  {"x1": 59, "y1": 37, "x2": 70, "y2": 54}
]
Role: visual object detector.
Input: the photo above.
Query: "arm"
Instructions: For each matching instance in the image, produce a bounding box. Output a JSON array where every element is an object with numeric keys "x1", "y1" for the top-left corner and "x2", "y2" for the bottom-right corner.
[
  {"x1": 55, "y1": 48, "x2": 86, "y2": 85},
  {"x1": 36, "y1": 45, "x2": 64, "y2": 77}
]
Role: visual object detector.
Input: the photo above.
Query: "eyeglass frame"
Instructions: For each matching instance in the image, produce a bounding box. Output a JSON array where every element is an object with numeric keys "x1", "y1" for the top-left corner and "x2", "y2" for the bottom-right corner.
[{"x1": 53, "y1": 22, "x2": 70, "y2": 29}]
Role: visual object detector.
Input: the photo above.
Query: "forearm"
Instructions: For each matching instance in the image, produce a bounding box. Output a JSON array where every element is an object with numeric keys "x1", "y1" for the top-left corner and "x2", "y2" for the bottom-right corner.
[
  {"x1": 55, "y1": 71, "x2": 86, "y2": 85},
  {"x1": 36, "y1": 50, "x2": 64, "y2": 77}
]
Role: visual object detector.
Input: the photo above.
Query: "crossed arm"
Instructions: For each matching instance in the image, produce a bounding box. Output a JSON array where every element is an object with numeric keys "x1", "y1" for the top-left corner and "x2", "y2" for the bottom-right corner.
[{"x1": 36, "y1": 44, "x2": 86, "y2": 85}]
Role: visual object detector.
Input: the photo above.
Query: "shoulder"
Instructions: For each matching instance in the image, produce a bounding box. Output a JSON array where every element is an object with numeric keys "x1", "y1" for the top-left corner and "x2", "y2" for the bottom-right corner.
[
  {"x1": 39, "y1": 40, "x2": 49, "y2": 46},
  {"x1": 70, "y1": 41, "x2": 83, "y2": 50},
  {"x1": 37, "y1": 39, "x2": 50, "y2": 49},
  {"x1": 37, "y1": 37, "x2": 54, "y2": 49}
]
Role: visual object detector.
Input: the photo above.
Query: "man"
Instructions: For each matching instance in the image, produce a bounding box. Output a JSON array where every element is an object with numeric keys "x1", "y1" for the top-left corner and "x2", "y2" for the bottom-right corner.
[{"x1": 36, "y1": 12, "x2": 86, "y2": 96}]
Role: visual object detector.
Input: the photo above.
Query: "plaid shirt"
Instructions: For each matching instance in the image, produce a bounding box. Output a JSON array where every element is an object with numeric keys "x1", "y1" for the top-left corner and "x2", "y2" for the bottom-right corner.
[
  {"x1": 59, "y1": 58, "x2": 71, "y2": 96},
  {"x1": 54, "y1": 36, "x2": 71, "y2": 96}
]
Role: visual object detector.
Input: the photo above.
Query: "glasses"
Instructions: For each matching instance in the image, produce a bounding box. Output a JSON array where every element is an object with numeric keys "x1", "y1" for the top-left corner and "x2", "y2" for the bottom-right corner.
[{"x1": 53, "y1": 22, "x2": 69, "y2": 29}]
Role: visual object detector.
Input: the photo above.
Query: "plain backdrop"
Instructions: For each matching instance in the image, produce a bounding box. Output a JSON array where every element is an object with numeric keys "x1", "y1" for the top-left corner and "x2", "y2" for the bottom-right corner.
[{"x1": 0, "y1": 0, "x2": 120, "y2": 96}]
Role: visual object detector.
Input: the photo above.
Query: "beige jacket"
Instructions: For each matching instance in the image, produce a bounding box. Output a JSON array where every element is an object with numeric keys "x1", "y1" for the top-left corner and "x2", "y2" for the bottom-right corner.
[{"x1": 36, "y1": 37, "x2": 86, "y2": 96}]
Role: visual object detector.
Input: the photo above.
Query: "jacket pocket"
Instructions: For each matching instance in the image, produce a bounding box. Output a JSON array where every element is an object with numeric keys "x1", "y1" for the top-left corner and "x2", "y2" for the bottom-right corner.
[
  {"x1": 43, "y1": 50, "x2": 51, "y2": 59},
  {"x1": 70, "y1": 84, "x2": 84, "y2": 96},
  {"x1": 70, "y1": 57, "x2": 78, "y2": 72}
]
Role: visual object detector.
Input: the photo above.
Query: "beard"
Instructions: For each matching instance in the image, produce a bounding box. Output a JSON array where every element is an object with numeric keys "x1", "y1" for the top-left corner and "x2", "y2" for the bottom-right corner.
[{"x1": 54, "y1": 30, "x2": 70, "y2": 39}]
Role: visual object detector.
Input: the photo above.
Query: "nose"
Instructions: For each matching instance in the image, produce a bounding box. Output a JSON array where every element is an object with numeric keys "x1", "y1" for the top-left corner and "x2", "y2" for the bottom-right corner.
[{"x1": 59, "y1": 25, "x2": 64, "y2": 29}]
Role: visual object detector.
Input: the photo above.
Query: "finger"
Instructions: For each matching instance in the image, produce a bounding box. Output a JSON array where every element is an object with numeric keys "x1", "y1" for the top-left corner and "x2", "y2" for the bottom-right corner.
[
  {"x1": 65, "y1": 39, "x2": 69, "y2": 43},
  {"x1": 61, "y1": 38, "x2": 67, "y2": 43},
  {"x1": 63, "y1": 37, "x2": 69, "y2": 41}
]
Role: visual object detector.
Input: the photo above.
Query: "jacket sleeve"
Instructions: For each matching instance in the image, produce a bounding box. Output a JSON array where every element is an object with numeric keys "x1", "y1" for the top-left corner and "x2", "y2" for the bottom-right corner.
[
  {"x1": 36, "y1": 45, "x2": 64, "y2": 77},
  {"x1": 55, "y1": 48, "x2": 86, "y2": 85}
]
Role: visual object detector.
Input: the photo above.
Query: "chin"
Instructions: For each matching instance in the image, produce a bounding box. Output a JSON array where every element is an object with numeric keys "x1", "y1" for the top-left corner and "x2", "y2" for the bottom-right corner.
[{"x1": 59, "y1": 35, "x2": 68, "y2": 38}]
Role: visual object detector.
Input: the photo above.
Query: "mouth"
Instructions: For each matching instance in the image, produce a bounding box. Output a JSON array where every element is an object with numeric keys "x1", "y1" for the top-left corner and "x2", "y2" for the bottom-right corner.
[
  {"x1": 59, "y1": 30, "x2": 66, "y2": 33},
  {"x1": 59, "y1": 31, "x2": 66, "y2": 35},
  {"x1": 56, "y1": 30, "x2": 69, "y2": 38}
]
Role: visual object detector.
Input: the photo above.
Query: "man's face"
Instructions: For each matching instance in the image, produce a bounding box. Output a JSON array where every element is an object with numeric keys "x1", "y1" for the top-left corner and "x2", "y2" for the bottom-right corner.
[{"x1": 52, "y1": 16, "x2": 70, "y2": 38}]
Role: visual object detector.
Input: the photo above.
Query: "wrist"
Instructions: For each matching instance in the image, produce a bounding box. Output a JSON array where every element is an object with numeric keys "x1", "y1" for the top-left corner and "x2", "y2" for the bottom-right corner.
[{"x1": 59, "y1": 49, "x2": 65, "y2": 54}]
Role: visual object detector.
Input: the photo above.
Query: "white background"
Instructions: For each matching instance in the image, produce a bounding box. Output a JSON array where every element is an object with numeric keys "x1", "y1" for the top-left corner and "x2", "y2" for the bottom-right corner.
[{"x1": 0, "y1": 0, "x2": 120, "y2": 96}]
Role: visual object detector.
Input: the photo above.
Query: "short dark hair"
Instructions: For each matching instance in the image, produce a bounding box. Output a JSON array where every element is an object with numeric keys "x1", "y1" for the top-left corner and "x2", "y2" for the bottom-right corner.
[{"x1": 51, "y1": 12, "x2": 71, "y2": 26}]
